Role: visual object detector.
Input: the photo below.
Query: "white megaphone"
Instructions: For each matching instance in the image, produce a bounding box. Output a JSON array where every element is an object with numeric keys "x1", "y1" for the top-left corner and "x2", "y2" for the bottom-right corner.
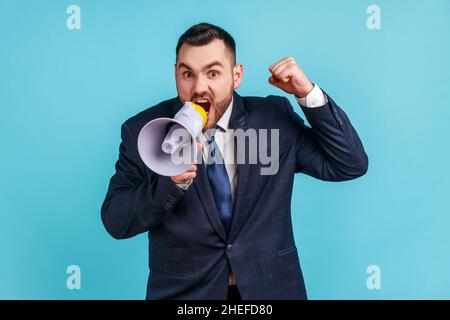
[{"x1": 137, "y1": 101, "x2": 207, "y2": 176}]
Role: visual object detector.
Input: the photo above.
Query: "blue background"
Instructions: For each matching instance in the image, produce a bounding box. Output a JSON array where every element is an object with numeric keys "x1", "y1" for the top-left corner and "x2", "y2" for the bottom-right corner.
[{"x1": 1, "y1": 0, "x2": 449, "y2": 299}]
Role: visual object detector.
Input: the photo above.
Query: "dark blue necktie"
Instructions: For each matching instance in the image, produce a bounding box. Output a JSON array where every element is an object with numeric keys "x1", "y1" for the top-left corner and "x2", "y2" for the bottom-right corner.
[{"x1": 206, "y1": 128, "x2": 233, "y2": 235}]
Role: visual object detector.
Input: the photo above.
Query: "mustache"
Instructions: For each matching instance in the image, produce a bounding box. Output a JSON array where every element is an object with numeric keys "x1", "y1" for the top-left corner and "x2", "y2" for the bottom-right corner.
[{"x1": 191, "y1": 95, "x2": 214, "y2": 102}]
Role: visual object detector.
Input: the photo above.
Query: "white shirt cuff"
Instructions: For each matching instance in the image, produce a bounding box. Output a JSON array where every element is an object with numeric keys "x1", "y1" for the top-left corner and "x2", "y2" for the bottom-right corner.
[
  {"x1": 296, "y1": 83, "x2": 328, "y2": 108},
  {"x1": 176, "y1": 179, "x2": 193, "y2": 190}
]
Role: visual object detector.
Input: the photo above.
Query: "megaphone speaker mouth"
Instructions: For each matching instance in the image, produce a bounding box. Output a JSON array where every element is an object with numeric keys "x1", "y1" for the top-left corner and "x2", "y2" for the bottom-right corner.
[
  {"x1": 137, "y1": 117, "x2": 197, "y2": 177},
  {"x1": 137, "y1": 101, "x2": 207, "y2": 176}
]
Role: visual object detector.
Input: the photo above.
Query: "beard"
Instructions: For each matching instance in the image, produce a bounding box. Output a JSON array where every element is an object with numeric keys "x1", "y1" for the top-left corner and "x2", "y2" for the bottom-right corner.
[{"x1": 202, "y1": 87, "x2": 234, "y2": 131}]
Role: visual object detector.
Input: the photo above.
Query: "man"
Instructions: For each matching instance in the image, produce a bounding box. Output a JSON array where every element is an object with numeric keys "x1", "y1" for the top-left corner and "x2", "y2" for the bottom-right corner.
[{"x1": 101, "y1": 23, "x2": 368, "y2": 300}]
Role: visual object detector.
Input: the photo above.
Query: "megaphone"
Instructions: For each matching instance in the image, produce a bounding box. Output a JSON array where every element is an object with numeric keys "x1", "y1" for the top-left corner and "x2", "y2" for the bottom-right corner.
[{"x1": 137, "y1": 101, "x2": 207, "y2": 176}]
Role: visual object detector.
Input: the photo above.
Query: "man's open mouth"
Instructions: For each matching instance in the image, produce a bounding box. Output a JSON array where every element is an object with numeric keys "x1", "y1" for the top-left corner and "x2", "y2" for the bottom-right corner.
[{"x1": 194, "y1": 98, "x2": 211, "y2": 113}]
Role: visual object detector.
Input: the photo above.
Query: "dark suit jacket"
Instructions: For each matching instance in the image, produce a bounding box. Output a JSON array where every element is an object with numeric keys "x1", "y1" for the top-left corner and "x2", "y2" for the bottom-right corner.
[{"x1": 101, "y1": 91, "x2": 368, "y2": 299}]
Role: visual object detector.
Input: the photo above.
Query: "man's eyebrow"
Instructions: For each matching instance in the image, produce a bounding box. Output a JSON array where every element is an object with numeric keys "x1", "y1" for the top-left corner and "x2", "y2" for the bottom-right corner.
[
  {"x1": 177, "y1": 61, "x2": 224, "y2": 70},
  {"x1": 178, "y1": 62, "x2": 192, "y2": 70},
  {"x1": 205, "y1": 61, "x2": 223, "y2": 69}
]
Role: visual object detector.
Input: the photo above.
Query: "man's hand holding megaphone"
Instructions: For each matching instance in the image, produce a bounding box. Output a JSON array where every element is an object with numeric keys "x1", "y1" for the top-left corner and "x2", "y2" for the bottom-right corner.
[{"x1": 170, "y1": 143, "x2": 203, "y2": 184}]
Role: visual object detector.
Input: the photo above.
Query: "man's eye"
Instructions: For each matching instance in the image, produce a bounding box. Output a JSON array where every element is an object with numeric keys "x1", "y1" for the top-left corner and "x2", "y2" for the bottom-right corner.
[
  {"x1": 183, "y1": 71, "x2": 193, "y2": 78},
  {"x1": 208, "y1": 71, "x2": 218, "y2": 78}
]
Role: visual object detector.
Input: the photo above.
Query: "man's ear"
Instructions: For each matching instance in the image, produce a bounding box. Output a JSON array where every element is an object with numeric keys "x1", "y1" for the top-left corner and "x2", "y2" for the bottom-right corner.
[{"x1": 233, "y1": 64, "x2": 244, "y2": 89}]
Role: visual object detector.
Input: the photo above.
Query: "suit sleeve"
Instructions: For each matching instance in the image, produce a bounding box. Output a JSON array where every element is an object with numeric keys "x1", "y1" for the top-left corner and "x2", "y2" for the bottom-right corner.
[
  {"x1": 285, "y1": 93, "x2": 368, "y2": 181},
  {"x1": 101, "y1": 122, "x2": 185, "y2": 239}
]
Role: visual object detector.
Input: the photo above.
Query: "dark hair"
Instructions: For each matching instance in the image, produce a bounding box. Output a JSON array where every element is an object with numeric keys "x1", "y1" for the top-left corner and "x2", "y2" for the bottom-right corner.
[{"x1": 176, "y1": 23, "x2": 236, "y2": 64}]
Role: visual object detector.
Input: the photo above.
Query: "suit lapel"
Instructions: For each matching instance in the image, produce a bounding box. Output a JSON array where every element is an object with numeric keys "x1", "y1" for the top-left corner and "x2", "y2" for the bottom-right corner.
[
  {"x1": 165, "y1": 97, "x2": 225, "y2": 241},
  {"x1": 227, "y1": 92, "x2": 249, "y2": 242},
  {"x1": 193, "y1": 92, "x2": 249, "y2": 242},
  {"x1": 194, "y1": 163, "x2": 227, "y2": 241}
]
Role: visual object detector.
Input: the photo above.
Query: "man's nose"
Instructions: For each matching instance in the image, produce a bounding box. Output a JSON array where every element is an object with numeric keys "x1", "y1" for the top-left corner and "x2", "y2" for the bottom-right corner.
[{"x1": 193, "y1": 75, "x2": 208, "y2": 95}]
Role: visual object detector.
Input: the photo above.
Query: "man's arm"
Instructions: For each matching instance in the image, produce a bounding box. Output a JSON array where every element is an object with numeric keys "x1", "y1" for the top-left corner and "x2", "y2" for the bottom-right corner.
[
  {"x1": 269, "y1": 57, "x2": 368, "y2": 181},
  {"x1": 101, "y1": 122, "x2": 185, "y2": 239},
  {"x1": 287, "y1": 91, "x2": 368, "y2": 180}
]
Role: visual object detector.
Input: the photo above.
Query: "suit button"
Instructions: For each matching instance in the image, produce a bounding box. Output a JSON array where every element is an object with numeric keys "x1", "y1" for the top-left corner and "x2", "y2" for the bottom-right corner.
[{"x1": 227, "y1": 244, "x2": 233, "y2": 252}]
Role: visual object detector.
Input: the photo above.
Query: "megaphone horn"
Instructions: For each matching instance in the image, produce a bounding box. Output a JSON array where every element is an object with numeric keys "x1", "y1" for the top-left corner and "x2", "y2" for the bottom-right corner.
[{"x1": 137, "y1": 101, "x2": 207, "y2": 176}]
